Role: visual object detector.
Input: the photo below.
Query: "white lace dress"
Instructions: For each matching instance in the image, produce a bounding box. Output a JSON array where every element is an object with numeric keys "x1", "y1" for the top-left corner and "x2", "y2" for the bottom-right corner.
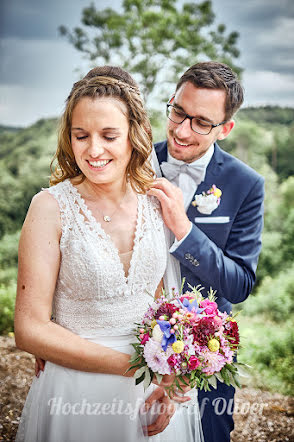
[{"x1": 16, "y1": 179, "x2": 203, "y2": 442}]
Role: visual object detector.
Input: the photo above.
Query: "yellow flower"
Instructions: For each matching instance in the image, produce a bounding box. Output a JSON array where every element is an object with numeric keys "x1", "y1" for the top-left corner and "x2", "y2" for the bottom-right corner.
[
  {"x1": 151, "y1": 319, "x2": 157, "y2": 329},
  {"x1": 213, "y1": 188, "x2": 222, "y2": 198},
  {"x1": 8, "y1": 332, "x2": 14, "y2": 338},
  {"x1": 172, "y1": 340, "x2": 185, "y2": 353},
  {"x1": 208, "y1": 338, "x2": 220, "y2": 352}
]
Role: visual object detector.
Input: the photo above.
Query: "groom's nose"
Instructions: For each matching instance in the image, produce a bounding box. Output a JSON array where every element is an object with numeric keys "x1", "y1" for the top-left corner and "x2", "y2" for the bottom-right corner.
[{"x1": 174, "y1": 117, "x2": 193, "y2": 139}]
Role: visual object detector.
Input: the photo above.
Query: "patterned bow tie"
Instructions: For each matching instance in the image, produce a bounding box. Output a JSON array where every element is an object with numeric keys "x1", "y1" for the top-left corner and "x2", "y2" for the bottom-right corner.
[{"x1": 160, "y1": 161, "x2": 206, "y2": 185}]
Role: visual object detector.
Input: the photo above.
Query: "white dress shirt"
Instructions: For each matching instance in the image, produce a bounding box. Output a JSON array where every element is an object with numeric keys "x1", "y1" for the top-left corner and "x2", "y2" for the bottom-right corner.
[{"x1": 168, "y1": 144, "x2": 214, "y2": 249}]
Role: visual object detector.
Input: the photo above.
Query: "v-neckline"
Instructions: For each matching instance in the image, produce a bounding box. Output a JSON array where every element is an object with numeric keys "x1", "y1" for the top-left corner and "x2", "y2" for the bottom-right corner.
[{"x1": 67, "y1": 179, "x2": 142, "y2": 287}]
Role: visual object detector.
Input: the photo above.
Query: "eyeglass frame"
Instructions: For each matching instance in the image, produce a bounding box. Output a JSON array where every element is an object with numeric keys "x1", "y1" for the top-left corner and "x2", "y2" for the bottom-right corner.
[{"x1": 166, "y1": 100, "x2": 227, "y2": 135}]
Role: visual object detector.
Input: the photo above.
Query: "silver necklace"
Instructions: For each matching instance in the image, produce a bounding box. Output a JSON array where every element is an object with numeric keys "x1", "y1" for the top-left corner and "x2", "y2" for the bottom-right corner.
[{"x1": 99, "y1": 187, "x2": 128, "y2": 222}]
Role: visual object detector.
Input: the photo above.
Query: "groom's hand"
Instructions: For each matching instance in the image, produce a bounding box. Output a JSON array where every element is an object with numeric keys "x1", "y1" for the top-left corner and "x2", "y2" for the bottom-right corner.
[
  {"x1": 148, "y1": 178, "x2": 191, "y2": 241},
  {"x1": 143, "y1": 387, "x2": 176, "y2": 436}
]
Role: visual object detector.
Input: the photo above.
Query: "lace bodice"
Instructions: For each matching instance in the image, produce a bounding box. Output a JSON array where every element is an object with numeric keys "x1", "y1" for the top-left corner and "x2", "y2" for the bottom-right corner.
[{"x1": 46, "y1": 180, "x2": 167, "y2": 336}]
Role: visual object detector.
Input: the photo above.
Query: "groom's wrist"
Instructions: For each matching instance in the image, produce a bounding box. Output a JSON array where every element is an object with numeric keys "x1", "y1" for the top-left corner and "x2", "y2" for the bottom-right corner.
[{"x1": 174, "y1": 220, "x2": 192, "y2": 242}]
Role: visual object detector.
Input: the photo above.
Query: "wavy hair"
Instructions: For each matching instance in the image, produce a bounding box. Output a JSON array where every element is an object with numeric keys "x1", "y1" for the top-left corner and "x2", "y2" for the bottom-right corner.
[{"x1": 50, "y1": 66, "x2": 154, "y2": 193}]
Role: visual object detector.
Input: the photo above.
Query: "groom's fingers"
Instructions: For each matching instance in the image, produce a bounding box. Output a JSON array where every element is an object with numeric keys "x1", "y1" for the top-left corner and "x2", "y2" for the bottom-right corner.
[{"x1": 149, "y1": 178, "x2": 181, "y2": 199}]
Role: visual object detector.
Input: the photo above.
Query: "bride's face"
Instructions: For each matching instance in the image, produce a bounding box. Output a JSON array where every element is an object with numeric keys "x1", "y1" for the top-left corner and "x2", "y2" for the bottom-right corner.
[{"x1": 71, "y1": 96, "x2": 132, "y2": 186}]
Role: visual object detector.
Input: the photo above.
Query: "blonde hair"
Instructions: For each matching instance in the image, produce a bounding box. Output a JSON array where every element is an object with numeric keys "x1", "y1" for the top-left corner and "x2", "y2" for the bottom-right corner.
[{"x1": 50, "y1": 66, "x2": 154, "y2": 193}]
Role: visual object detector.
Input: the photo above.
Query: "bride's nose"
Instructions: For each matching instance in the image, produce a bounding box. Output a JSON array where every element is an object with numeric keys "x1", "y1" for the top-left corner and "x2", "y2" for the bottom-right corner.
[{"x1": 88, "y1": 136, "x2": 105, "y2": 158}]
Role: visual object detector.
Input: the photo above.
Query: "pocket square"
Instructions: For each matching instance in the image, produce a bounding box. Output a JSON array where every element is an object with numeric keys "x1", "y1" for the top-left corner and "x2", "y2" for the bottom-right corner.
[{"x1": 194, "y1": 216, "x2": 230, "y2": 224}]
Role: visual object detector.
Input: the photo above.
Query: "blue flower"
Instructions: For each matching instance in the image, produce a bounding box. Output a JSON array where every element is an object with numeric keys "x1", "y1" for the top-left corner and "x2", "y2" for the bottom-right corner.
[
  {"x1": 178, "y1": 297, "x2": 205, "y2": 314},
  {"x1": 156, "y1": 320, "x2": 176, "y2": 351}
]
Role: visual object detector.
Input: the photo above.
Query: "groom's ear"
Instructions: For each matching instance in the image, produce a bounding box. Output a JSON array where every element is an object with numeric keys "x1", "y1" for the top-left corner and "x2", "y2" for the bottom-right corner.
[{"x1": 217, "y1": 120, "x2": 235, "y2": 140}]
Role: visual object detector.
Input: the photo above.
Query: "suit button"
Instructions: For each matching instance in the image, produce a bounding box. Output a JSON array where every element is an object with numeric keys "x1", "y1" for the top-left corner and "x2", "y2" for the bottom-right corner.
[
  {"x1": 193, "y1": 259, "x2": 199, "y2": 266},
  {"x1": 185, "y1": 253, "x2": 192, "y2": 260}
]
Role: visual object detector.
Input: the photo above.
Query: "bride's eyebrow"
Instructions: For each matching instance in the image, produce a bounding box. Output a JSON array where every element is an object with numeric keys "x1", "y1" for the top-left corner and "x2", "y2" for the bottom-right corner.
[
  {"x1": 102, "y1": 128, "x2": 121, "y2": 132},
  {"x1": 71, "y1": 127, "x2": 121, "y2": 132}
]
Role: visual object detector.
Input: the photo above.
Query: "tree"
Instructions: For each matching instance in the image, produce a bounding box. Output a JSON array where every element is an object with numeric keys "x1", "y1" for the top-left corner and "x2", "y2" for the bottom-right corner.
[{"x1": 59, "y1": 0, "x2": 241, "y2": 104}]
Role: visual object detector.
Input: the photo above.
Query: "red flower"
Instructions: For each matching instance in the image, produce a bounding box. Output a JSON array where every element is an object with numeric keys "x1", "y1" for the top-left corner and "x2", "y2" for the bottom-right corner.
[
  {"x1": 167, "y1": 354, "x2": 178, "y2": 368},
  {"x1": 192, "y1": 317, "x2": 217, "y2": 345},
  {"x1": 188, "y1": 355, "x2": 201, "y2": 370},
  {"x1": 155, "y1": 303, "x2": 178, "y2": 319},
  {"x1": 224, "y1": 321, "x2": 239, "y2": 346}
]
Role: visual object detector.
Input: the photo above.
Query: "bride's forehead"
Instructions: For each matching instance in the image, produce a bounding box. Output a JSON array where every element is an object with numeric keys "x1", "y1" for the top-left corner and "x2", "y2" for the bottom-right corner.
[{"x1": 72, "y1": 97, "x2": 129, "y2": 124}]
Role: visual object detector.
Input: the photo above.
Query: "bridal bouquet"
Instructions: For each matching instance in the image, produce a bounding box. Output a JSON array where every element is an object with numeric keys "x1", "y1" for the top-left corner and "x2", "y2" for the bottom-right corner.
[{"x1": 130, "y1": 283, "x2": 245, "y2": 394}]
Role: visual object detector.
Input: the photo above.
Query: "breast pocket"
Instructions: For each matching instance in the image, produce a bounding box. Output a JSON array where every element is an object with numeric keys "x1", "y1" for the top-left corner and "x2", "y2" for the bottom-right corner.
[
  {"x1": 194, "y1": 217, "x2": 231, "y2": 249},
  {"x1": 194, "y1": 216, "x2": 230, "y2": 224}
]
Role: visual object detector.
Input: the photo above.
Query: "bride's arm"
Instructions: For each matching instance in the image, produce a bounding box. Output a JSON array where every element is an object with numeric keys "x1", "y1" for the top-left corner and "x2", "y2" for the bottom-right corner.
[{"x1": 14, "y1": 191, "x2": 132, "y2": 376}]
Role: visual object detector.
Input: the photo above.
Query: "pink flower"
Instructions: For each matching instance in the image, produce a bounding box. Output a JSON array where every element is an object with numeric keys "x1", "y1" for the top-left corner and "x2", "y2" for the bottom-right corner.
[
  {"x1": 200, "y1": 299, "x2": 218, "y2": 315},
  {"x1": 201, "y1": 349, "x2": 226, "y2": 374},
  {"x1": 188, "y1": 355, "x2": 201, "y2": 370},
  {"x1": 143, "y1": 339, "x2": 171, "y2": 375},
  {"x1": 179, "y1": 294, "x2": 194, "y2": 303},
  {"x1": 141, "y1": 333, "x2": 150, "y2": 345},
  {"x1": 213, "y1": 315, "x2": 223, "y2": 328},
  {"x1": 167, "y1": 354, "x2": 178, "y2": 368}
]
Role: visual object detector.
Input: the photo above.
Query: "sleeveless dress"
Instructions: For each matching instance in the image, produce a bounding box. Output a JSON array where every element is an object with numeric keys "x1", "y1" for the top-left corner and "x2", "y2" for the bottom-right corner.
[{"x1": 16, "y1": 179, "x2": 203, "y2": 442}]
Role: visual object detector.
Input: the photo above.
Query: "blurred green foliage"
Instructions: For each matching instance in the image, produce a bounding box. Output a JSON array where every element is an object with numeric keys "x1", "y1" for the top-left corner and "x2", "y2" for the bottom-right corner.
[{"x1": 0, "y1": 283, "x2": 16, "y2": 335}]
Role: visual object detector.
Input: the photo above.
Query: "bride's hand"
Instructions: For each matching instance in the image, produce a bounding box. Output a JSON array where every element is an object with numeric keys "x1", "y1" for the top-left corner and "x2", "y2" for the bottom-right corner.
[
  {"x1": 35, "y1": 357, "x2": 46, "y2": 377},
  {"x1": 153, "y1": 373, "x2": 192, "y2": 403},
  {"x1": 143, "y1": 387, "x2": 176, "y2": 436}
]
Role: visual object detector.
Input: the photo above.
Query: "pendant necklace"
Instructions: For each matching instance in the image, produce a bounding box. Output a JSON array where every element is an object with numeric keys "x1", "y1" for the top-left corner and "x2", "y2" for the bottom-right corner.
[{"x1": 100, "y1": 186, "x2": 129, "y2": 222}]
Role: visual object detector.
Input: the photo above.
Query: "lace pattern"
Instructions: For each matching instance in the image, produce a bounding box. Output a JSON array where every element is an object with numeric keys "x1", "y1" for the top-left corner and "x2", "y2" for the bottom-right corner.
[{"x1": 45, "y1": 180, "x2": 167, "y2": 336}]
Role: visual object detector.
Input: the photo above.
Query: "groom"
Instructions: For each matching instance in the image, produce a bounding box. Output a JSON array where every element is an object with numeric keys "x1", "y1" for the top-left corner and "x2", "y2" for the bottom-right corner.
[{"x1": 148, "y1": 61, "x2": 264, "y2": 441}]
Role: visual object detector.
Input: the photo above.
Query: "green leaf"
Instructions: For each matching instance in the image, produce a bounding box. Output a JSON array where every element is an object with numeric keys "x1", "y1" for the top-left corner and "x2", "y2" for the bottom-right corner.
[
  {"x1": 143, "y1": 367, "x2": 152, "y2": 390},
  {"x1": 178, "y1": 375, "x2": 190, "y2": 387},
  {"x1": 207, "y1": 375, "x2": 217, "y2": 389},
  {"x1": 134, "y1": 366, "x2": 146, "y2": 379},
  {"x1": 155, "y1": 372, "x2": 163, "y2": 385},
  {"x1": 235, "y1": 363, "x2": 252, "y2": 377},
  {"x1": 214, "y1": 372, "x2": 224, "y2": 383}
]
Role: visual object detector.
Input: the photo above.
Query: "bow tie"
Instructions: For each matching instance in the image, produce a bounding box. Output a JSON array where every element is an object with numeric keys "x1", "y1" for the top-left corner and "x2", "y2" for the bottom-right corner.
[{"x1": 160, "y1": 161, "x2": 206, "y2": 185}]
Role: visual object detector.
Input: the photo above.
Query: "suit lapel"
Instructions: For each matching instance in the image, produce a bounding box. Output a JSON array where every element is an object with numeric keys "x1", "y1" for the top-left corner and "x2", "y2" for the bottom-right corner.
[
  {"x1": 155, "y1": 141, "x2": 168, "y2": 166},
  {"x1": 187, "y1": 143, "x2": 225, "y2": 219}
]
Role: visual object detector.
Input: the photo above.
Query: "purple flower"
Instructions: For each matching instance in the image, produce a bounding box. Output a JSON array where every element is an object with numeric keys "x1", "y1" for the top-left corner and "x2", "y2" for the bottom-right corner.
[
  {"x1": 156, "y1": 320, "x2": 177, "y2": 351},
  {"x1": 178, "y1": 297, "x2": 205, "y2": 314}
]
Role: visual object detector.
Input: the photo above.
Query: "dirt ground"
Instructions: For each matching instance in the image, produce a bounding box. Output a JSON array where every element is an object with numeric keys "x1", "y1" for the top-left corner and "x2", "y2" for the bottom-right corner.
[{"x1": 0, "y1": 336, "x2": 293, "y2": 441}]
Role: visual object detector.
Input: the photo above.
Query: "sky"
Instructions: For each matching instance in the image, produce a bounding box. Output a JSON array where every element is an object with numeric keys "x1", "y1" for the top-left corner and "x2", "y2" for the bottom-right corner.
[{"x1": 0, "y1": 0, "x2": 293, "y2": 127}]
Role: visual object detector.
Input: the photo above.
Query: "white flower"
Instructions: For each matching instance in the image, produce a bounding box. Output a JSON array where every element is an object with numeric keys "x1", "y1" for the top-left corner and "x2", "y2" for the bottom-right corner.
[
  {"x1": 152, "y1": 324, "x2": 164, "y2": 343},
  {"x1": 193, "y1": 194, "x2": 219, "y2": 215}
]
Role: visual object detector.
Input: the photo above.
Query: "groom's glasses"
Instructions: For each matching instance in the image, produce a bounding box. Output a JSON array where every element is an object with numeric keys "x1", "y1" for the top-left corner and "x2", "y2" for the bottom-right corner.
[{"x1": 166, "y1": 103, "x2": 227, "y2": 135}]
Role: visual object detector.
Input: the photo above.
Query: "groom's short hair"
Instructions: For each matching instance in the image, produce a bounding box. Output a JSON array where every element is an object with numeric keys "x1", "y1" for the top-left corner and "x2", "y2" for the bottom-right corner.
[{"x1": 176, "y1": 61, "x2": 244, "y2": 121}]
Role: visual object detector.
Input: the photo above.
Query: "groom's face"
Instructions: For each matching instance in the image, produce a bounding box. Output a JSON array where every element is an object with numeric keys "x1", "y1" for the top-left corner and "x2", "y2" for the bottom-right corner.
[{"x1": 166, "y1": 82, "x2": 233, "y2": 163}]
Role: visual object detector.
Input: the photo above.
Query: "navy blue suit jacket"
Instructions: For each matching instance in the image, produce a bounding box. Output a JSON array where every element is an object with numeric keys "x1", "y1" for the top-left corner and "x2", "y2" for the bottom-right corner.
[{"x1": 155, "y1": 141, "x2": 264, "y2": 314}]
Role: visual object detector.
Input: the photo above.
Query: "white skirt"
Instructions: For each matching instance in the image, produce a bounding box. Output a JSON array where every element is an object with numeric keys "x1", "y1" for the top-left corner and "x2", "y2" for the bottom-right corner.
[{"x1": 16, "y1": 334, "x2": 203, "y2": 442}]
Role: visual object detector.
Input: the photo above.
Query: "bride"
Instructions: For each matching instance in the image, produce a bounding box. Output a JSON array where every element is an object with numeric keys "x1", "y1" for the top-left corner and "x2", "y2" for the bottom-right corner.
[{"x1": 14, "y1": 66, "x2": 203, "y2": 442}]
